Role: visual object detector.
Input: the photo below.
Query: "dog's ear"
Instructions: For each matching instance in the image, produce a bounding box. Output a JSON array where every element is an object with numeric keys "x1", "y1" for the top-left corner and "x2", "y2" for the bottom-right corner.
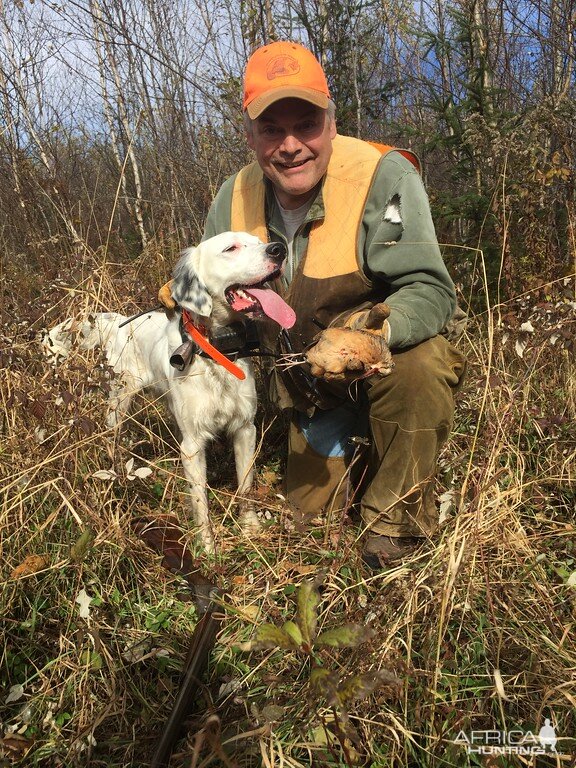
[{"x1": 171, "y1": 247, "x2": 213, "y2": 316}]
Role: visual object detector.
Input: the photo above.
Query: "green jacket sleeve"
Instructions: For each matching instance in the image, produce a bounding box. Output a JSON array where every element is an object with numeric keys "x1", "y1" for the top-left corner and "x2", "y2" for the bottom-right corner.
[{"x1": 361, "y1": 152, "x2": 456, "y2": 348}]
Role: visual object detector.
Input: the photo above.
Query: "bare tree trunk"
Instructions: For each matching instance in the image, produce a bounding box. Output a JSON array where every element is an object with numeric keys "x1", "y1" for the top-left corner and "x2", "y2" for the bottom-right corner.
[
  {"x1": 0, "y1": 0, "x2": 82, "y2": 245},
  {"x1": 0, "y1": 64, "x2": 27, "y2": 218},
  {"x1": 551, "y1": 0, "x2": 574, "y2": 106},
  {"x1": 90, "y1": 0, "x2": 148, "y2": 250},
  {"x1": 469, "y1": 0, "x2": 496, "y2": 126}
]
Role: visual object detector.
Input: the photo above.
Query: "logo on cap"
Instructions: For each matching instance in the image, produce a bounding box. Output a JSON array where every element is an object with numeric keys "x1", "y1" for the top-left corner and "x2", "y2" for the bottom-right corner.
[{"x1": 266, "y1": 55, "x2": 300, "y2": 81}]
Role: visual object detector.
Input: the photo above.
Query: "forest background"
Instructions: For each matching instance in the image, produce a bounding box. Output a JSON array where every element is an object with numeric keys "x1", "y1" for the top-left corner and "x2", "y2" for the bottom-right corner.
[
  {"x1": 0, "y1": 0, "x2": 575, "y2": 766},
  {"x1": 0, "y1": 0, "x2": 574, "y2": 291}
]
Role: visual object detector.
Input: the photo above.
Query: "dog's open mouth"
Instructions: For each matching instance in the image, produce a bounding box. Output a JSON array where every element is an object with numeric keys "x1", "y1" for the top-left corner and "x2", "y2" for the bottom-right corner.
[{"x1": 225, "y1": 273, "x2": 295, "y2": 329}]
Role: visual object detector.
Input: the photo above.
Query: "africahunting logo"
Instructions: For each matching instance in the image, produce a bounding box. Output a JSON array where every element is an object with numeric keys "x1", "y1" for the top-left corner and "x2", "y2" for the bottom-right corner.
[{"x1": 454, "y1": 718, "x2": 560, "y2": 756}]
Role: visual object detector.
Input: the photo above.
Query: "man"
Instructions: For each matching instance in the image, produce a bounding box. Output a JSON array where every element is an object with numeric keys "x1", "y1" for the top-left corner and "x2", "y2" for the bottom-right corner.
[{"x1": 162, "y1": 41, "x2": 466, "y2": 569}]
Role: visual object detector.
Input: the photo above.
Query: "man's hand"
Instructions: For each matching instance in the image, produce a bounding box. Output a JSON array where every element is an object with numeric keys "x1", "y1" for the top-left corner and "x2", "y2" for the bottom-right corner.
[
  {"x1": 158, "y1": 280, "x2": 176, "y2": 311},
  {"x1": 305, "y1": 327, "x2": 394, "y2": 381}
]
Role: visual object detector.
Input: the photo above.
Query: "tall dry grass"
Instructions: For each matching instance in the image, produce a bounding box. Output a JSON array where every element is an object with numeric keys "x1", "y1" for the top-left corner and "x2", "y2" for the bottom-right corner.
[{"x1": 1, "y1": 240, "x2": 575, "y2": 767}]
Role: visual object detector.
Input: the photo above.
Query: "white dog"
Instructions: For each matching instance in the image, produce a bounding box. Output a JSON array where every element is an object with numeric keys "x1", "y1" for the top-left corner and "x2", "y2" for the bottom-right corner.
[{"x1": 44, "y1": 232, "x2": 295, "y2": 552}]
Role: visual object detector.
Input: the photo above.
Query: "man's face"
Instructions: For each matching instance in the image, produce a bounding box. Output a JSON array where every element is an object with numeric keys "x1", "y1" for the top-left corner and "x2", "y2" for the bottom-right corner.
[{"x1": 246, "y1": 98, "x2": 336, "y2": 210}]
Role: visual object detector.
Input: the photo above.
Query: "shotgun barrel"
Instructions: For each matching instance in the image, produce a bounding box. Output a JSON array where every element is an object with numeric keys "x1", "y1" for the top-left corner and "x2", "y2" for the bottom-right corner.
[{"x1": 150, "y1": 589, "x2": 223, "y2": 768}]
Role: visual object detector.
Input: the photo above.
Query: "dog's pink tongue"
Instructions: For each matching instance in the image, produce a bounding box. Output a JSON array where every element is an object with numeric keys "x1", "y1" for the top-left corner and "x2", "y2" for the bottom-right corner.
[{"x1": 245, "y1": 287, "x2": 296, "y2": 329}]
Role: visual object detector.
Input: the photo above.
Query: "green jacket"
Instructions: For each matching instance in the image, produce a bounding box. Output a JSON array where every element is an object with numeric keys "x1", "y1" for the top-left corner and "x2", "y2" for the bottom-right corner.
[{"x1": 203, "y1": 138, "x2": 456, "y2": 351}]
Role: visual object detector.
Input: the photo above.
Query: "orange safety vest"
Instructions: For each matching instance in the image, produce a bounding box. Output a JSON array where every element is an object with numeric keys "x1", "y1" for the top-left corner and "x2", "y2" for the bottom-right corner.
[
  {"x1": 231, "y1": 134, "x2": 418, "y2": 281},
  {"x1": 230, "y1": 134, "x2": 420, "y2": 408}
]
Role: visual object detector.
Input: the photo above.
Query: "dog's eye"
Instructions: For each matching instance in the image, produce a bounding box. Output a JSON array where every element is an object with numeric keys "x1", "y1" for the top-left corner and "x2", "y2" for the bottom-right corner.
[{"x1": 223, "y1": 244, "x2": 238, "y2": 253}]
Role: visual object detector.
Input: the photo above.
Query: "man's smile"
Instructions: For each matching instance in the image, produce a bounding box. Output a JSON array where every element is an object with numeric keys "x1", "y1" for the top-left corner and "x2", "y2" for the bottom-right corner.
[{"x1": 273, "y1": 158, "x2": 312, "y2": 169}]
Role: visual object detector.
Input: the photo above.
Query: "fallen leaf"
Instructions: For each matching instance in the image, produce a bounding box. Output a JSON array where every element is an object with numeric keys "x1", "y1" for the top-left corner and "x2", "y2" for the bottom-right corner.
[
  {"x1": 10, "y1": 555, "x2": 47, "y2": 578},
  {"x1": 80, "y1": 650, "x2": 103, "y2": 670},
  {"x1": 280, "y1": 560, "x2": 318, "y2": 576},
  {"x1": 261, "y1": 704, "x2": 285, "y2": 722},
  {"x1": 28, "y1": 398, "x2": 47, "y2": 420},
  {"x1": 132, "y1": 467, "x2": 153, "y2": 479},
  {"x1": 233, "y1": 640, "x2": 255, "y2": 652},
  {"x1": 34, "y1": 427, "x2": 47, "y2": 444},
  {"x1": 261, "y1": 469, "x2": 278, "y2": 486},
  {"x1": 239, "y1": 604, "x2": 260, "y2": 621},
  {"x1": 439, "y1": 490, "x2": 456, "y2": 523},
  {"x1": 493, "y1": 668, "x2": 511, "y2": 700},
  {"x1": 76, "y1": 417, "x2": 96, "y2": 436},
  {"x1": 5, "y1": 684, "x2": 24, "y2": 704},
  {"x1": 126, "y1": 458, "x2": 153, "y2": 480},
  {"x1": 514, "y1": 339, "x2": 527, "y2": 358},
  {"x1": 76, "y1": 588, "x2": 93, "y2": 619},
  {"x1": 252, "y1": 485, "x2": 273, "y2": 500},
  {"x1": 92, "y1": 469, "x2": 117, "y2": 480},
  {"x1": 69, "y1": 528, "x2": 94, "y2": 563},
  {"x1": 0, "y1": 733, "x2": 34, "y2": 757}
]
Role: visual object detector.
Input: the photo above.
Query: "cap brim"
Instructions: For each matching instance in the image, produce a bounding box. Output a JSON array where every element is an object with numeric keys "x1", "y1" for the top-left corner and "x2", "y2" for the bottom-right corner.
[{"x1": 246, "y1": 87, "x2": 329, "y2": 119}]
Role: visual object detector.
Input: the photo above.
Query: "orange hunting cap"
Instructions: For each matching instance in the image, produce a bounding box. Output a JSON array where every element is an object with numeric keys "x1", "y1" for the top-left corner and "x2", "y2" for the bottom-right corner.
[{"x1": 243, "y1": 41, "x2": 330, "y2": 119}]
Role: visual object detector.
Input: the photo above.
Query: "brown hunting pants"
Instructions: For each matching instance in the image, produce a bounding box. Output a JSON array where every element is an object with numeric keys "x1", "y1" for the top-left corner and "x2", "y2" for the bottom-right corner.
[{"x1": 285, "y1": 335, "x2": 466, "y2": 537}]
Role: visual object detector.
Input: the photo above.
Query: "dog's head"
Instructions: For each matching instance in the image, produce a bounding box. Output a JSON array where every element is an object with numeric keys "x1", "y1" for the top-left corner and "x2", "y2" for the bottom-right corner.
[{"x1": 171, "y1": 232, "x2": 295, "y2": 328}]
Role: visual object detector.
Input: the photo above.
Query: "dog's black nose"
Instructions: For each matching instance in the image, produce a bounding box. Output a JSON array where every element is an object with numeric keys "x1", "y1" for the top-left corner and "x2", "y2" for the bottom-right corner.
[{"x1": 266, "y1": 242, "x2": 287, "y2": 262}]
